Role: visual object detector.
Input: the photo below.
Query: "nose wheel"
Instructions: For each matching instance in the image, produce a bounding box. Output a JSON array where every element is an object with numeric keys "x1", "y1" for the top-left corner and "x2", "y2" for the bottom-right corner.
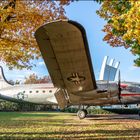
[{"x1": 77, "y1": 109, "x2": 88, "y2": 119}]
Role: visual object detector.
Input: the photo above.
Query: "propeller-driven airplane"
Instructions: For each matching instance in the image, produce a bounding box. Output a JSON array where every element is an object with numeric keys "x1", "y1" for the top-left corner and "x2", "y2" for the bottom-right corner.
[
  {"x1": 0, "y1": 66, "x2": 58, "y2": 105},
  {"x1": 35, "y1": 20, "x2": 140, "y2": 119},
  {"x1": 0, "y1": 20, "x2": 140, "y2": 119},
  {"x1": 0, "y1": 63, "x2": 140, "y2": 118}
]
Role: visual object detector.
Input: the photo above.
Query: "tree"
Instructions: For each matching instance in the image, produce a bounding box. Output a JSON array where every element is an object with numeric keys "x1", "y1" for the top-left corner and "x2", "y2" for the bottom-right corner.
[
  {"x1": 3, "y1": 0, "x2": 139, "y2": 67},
  {"x1": 96, "y1": 0, "x2": 140, "y2": 66},
  {"x1": 0, "y1": 0, "x2": 70, "y2": 69},
  {"x1": 24, "y1": 73, "x2": 52, "y2": 84}
]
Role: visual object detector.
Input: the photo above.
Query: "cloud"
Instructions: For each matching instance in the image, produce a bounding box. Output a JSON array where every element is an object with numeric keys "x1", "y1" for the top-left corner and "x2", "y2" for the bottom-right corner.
[
  {"x1": 38, "y1": 61, "x2": 45, "y2": 66},
  {"x1": 128, "y1": 66, "x2": 139, "y2": 71},
  {"x1": 2, "y1": 65, "x2": 38, "y2": 82}
]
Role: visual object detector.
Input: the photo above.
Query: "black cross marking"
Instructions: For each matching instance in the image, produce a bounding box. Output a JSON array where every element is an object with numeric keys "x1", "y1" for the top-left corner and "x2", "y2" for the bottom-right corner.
[{"x1": 67, "y1": 73, "x2": 85, "y2": 84}]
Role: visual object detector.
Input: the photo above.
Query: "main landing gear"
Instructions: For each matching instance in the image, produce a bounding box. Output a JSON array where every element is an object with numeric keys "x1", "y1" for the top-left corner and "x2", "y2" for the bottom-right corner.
[
  {"x1": 77, "y1": 109, "x2": 88, "y2": 119},
  {"x1": 77, "y1": 105, "x2": 89, "y2": 119}
]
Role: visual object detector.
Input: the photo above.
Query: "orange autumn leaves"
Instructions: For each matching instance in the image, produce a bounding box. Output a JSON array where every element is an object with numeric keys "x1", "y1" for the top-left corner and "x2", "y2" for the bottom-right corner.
[
  {"x1": 0, "y1": 0, "x2": 69, "y2": 69},
  {"x1": 1, "y1": 0, "x2": 140, "y2": 69}
]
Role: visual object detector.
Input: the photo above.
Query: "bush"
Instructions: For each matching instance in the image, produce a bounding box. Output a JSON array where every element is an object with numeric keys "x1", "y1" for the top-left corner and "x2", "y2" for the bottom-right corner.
[
  {"x1": 0, "y1": 101, "x2": 19, "y2": 111},
  {"x1": 63, "y1": 107, "x2": 79, "y2": 113},
  {"x1": 102, "y1": 108, "x2": 140, "y2": 114},
  {"x1": 63, "y1": 107, "x2": 140, "y2": 115}
]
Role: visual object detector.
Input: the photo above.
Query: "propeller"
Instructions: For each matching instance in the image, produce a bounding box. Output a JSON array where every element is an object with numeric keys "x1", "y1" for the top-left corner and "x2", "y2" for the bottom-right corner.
[{"x1": 118, "y1": 70, "x2": 121, "y2": 100}]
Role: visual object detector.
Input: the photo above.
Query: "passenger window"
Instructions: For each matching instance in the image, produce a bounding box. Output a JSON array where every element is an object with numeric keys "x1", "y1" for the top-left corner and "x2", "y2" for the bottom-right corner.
[
  {"x1": 29, "y1": 91, "x2": 32, "y2": 93},
  {"x1": 49, "y1": 90, "x2": 52, "y2": 93},
  {"x1": 43, "y1": 90, "x2": 45, "y2": 93},
  {"x1": 36, "y1": 91, "x2": 39, "y2": 93}
]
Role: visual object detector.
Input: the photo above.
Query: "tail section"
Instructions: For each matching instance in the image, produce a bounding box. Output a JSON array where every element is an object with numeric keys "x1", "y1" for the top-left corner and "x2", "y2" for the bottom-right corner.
[
  {"x1": 99, "y1": 56, "x2": 120, "y2": 81},
  {"x1": 0, "y1": 66, "x2": 12, "y2": 89}
]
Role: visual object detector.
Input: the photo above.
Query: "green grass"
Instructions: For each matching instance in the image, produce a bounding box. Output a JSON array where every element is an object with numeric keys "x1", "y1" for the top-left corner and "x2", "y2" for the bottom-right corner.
[{"x1": 0, "y1": 112, "x2": 140, "y2": 139}]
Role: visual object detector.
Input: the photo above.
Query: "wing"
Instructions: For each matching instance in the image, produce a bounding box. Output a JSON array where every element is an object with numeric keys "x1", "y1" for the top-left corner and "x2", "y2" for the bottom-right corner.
[{"x1": 35, "y1": 20, "x2": 97, "y2": 93}]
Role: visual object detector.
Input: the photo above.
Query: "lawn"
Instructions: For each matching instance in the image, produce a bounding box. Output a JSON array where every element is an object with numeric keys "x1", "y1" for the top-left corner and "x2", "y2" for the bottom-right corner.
[{"x1": 0, "y1": 112, "x2": 140, "y2": 139}]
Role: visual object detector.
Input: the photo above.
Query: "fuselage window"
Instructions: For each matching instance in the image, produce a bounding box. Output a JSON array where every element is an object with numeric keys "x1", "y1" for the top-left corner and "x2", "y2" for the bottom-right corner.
[
  {"x1": 36, "y1": 90, "x2": 39, "y2": 93},
  {"x1": 23, "y1": 91, "x2": 25, "y2": 93},
  {"x1": 43, "y1": 90, "x2": 45, "y2": 93},
  {"x1": 29, "y1": 91, "x2": 32, "y2": 93},
  {"x1": 49, "y1": 90, "x2": 52, "y2": 93}
]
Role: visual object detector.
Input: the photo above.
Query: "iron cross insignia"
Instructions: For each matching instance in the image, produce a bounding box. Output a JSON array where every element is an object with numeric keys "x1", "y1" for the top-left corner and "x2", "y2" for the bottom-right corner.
[{"x1": 67, "y1": 73, "x2": 85, "y2": 84}]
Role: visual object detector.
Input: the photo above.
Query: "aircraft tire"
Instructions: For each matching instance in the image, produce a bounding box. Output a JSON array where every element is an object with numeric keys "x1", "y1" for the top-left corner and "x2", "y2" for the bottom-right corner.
[{"x1": 77, "y1": 109, "x2": 87, "y2": 119}]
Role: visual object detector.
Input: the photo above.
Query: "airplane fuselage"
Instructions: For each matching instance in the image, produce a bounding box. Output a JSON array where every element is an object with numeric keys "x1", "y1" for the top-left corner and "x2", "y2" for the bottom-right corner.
[
  {"x1": 0, "y1": 83, "x2": 57, "y2": 105},
  {"x1": 120, "y1": 82, "x2": 140, "y2": 104}
]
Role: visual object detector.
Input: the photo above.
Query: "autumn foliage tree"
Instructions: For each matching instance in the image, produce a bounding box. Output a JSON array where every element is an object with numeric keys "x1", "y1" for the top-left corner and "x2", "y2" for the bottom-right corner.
[
  {"x1": 2, "y1": 0, "x2": 139, "y2": 69},
  {"x1": 24, "y1": 73, "x2": 52, "y2": 84},
  {"x1": 96, "y1": 0, "x2": 140, "y2": 66},
  {"x1": 0, "y1": 0, "x2": 69, "y2": 69}
]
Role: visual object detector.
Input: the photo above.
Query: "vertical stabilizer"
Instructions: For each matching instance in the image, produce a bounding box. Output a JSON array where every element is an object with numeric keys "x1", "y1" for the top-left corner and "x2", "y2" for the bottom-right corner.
[
  {"x1": 99, "y1": 56, "x2": 108, "y2": 80},
  {"x1": 0, "y1": 66, "x2": 12, "y2": 89},
  {"x1": 99, "y1": 56, "x2": 120, "y2": 81}
]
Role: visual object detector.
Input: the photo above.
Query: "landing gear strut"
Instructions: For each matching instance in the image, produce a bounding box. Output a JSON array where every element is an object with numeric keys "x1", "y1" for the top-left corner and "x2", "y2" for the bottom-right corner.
[{"x1": 77, "y1": 109, "x2": 87, "y2": 119}]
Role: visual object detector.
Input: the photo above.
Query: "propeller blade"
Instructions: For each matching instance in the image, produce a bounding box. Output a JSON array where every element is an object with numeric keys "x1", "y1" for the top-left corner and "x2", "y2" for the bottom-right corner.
[{"x1": 118, "y1": 70, "x2": 121, "y2": 100}]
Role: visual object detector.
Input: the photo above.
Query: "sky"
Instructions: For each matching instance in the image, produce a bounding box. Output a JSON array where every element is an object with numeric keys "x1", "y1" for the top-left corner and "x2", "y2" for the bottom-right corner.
[{"x1": 1, "y1": 1, "x2": 140, "y2": 83}]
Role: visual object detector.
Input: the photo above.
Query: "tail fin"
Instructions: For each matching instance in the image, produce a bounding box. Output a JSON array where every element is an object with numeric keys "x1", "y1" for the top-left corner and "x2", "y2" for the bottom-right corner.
[
  {"x1": 0, "y1": 66, "x2": 12, "y2": 89},
  {"x1": 99, "y1": 56, "x2": 120, "y2": 81}
]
